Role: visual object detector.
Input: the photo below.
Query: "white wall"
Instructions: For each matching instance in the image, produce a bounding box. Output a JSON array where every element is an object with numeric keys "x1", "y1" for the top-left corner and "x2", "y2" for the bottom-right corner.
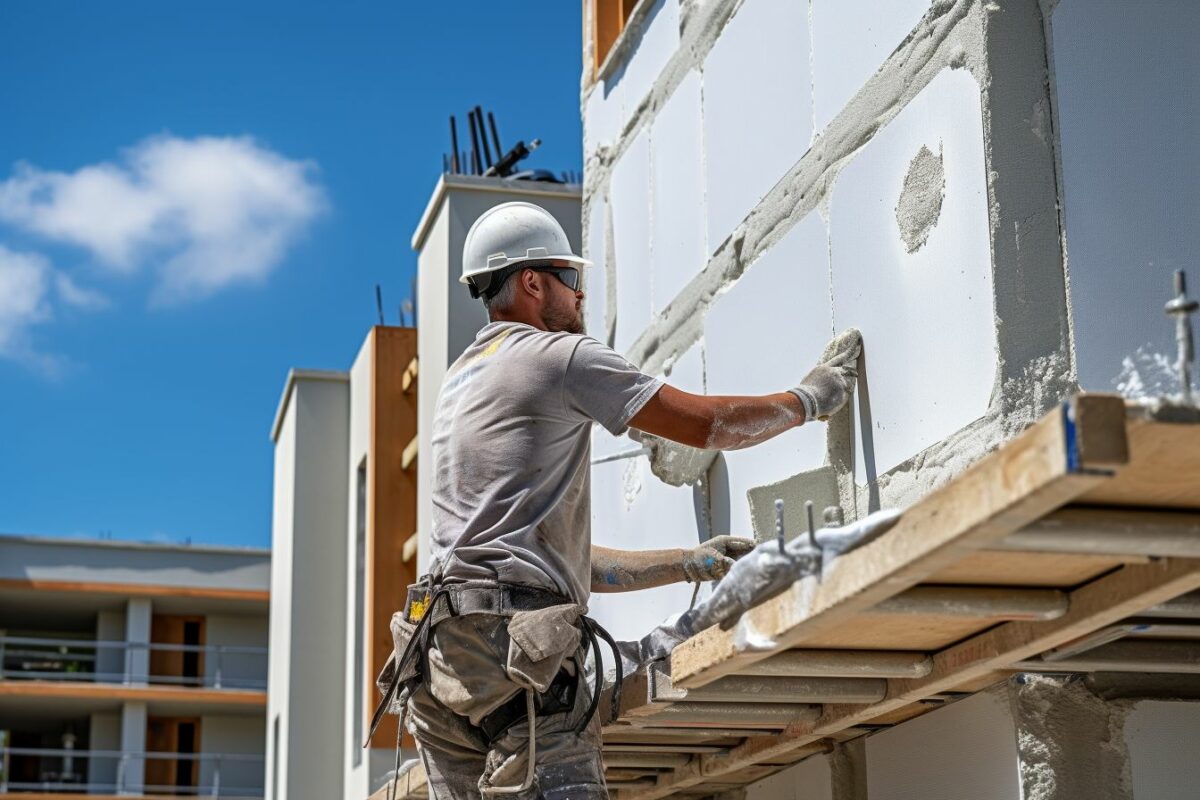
[
  {"x1": 343, "y1": 334, "x2": 374, "y2": 800},
  {"x1": 582, "y1": 0, "x2": 1079, "y2": 640},
  {"x1": 866, "y1": 691, "x2": 1020, "y2": 800},
  {"x1": 745, "y1": 753, "x2": 834, "y2": 800},
  {"x1": 1124, "y1": 700, "x2": 1200, "y2": 800},
  {"x1": 267, "y1": 374, "x2": 350, "y2": 800},
  {"x1": 200, "y1": 715, "x2": 267, "y2": 796}
]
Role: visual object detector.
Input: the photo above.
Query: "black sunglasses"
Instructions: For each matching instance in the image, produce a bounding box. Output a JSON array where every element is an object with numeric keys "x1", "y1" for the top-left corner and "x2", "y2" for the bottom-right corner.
[{"x1": 532, "y1": 266, "x2": 581, "y2": 292}]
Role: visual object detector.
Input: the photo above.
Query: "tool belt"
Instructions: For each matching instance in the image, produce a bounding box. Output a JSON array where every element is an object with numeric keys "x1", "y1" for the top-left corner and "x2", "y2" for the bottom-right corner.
[{"x1": 365, "y1": 578, "x2": 623, "y2": 748}]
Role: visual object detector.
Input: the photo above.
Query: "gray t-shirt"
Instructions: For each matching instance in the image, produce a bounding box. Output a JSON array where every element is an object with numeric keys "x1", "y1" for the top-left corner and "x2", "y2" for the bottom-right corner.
[{"x1": 429, "y1": 321, "x2": 663, "y2": 605}]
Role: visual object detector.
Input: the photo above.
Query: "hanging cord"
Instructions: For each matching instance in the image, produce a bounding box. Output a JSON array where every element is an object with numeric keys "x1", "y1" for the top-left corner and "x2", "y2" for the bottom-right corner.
[
  {"x1": 578, "y1": 616, "x2": 623, "y2": 730},
  {"x1": 367, "y1": 588, "x2": 448, "y2": 748},
  {"x1": 387, "y1": 702, "x2": 407, "y2": 800}
]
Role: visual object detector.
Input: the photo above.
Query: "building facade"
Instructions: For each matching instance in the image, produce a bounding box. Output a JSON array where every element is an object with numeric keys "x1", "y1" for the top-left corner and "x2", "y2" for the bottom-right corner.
[
  {"x1": 268, "y1": 326, "x2": 418, "y2": 800},
  {"x1": 0, "y1": 534, "x2": 269, "y2": 798}
]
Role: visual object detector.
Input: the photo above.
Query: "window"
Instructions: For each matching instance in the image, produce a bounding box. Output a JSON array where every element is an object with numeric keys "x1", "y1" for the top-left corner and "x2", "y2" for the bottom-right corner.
[
  {"x1": 589, "y1": 0, "x2": 641, "y2": 79},
  {"x1": 271, "y1": 715, "x2": 280, "y2": 800}
]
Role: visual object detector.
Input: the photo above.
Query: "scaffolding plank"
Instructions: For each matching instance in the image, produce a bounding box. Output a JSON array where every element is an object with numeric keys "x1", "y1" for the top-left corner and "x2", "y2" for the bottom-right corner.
[
  {"x1": 928, "y1": 549, "x2": 1137, "y2": 586},
  {"x1": 1078, "y1": 411, "x2": 1200, "y2": 508},
  {"x1": 624, "y1": 558, "x2": 1200, "y2": 800},
  {"x1": 671, "y1": 395, "x2": 1127, "y2": 690}
]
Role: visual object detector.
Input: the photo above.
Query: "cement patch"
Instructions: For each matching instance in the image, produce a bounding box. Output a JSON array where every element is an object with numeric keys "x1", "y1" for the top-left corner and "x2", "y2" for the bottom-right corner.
[
  {"x1": 746, "y1": 465, "x2": 840, "y2": 543},
  {"x1": 1011, "y1": 674, "x2": 1133, "y2": 800},
  {"x1": 584, "y1": 192, "x2": 610, "y2": 342},
  {"x1": 895, "y1": 144, "x2": 945, "y2": 253}
]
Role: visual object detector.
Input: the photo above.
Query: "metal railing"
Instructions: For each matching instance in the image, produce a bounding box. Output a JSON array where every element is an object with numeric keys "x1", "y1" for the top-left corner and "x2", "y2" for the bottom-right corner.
[
  {"x1": 0, "y1": 746, "x2": 264, "y2": 797},
  {"x1": 0, "y1": 635, "x2": 267, "y2": 690}
]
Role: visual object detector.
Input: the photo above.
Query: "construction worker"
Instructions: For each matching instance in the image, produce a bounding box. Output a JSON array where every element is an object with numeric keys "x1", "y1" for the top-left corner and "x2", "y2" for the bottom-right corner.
[{"x1": 399, "y1": 201, "x2": 861, "y2": 800}]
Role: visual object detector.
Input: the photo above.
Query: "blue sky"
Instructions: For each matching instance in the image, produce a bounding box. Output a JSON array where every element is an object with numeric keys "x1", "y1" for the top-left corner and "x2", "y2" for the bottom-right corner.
[{"x1": 0, "y1": 1, "x2": 584, "y2": 548}]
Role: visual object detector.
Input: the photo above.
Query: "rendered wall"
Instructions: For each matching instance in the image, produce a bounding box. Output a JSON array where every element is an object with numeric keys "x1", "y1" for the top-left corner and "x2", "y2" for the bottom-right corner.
[
  {"x1": 343, "y1": 335, "x2": 373, "y2": 800},
  {"x1": 581, "y1": 0, "x2": 1084, "y2": 633},
  {"x1": 267, "y1": 375, "x2": 350, "y2": 800}
]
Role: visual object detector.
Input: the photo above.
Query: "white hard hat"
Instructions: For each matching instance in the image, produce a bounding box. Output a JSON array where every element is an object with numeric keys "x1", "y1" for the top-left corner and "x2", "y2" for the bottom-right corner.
[{"x1": 461, "y1": 201, "x2": 589, "y2": 298}]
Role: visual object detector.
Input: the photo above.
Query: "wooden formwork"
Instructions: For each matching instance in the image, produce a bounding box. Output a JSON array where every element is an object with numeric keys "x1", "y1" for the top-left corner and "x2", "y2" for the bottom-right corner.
[{"x1": 375, "y1": 394, "x2": 1200, "y2": 800}]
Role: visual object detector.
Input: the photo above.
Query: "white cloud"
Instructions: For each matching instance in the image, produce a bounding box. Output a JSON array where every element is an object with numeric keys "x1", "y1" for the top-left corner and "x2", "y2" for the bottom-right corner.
[
  {"x1": 0, "y1": 134, "x2": 325, "y2": 304},
  {"x1": 55, "y1": 273, "x2": 110, "y2": 310},
  {"x1": 0, "y1": 244, "x2": 53, "y2": 360}
]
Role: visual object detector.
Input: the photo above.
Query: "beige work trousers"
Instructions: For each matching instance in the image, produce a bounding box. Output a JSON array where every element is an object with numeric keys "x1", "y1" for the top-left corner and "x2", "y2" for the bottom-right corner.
[{"x1": 407, "y1": 613, "x2": 607, "y2": 800}]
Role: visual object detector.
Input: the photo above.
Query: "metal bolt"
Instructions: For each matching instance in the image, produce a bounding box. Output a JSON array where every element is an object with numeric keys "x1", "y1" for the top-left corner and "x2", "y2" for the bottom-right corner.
[
  {"x1": 774, "y1": 499, "x2": 786, "y2": 554},
  {"x1": 805, "y1": 501, "x2": 817, "y2": 549},
  {"x1": 1165, "y1": 269, "x2": 1198, "y2": 403}
]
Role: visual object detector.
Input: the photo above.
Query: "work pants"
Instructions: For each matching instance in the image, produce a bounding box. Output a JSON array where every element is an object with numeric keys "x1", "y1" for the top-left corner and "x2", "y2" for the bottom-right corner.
[{"x1": 407, "y1": 613, "x2": 608, "y2": 800}]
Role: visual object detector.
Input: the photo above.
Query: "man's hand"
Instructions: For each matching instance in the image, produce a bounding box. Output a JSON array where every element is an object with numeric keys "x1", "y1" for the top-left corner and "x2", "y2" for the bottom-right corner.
[
  {"x1": 682, "y1": 535, "x2": 756, "y2": 582},
  {"x1": 790, "y1": 328, "x2": 862, "y2": 421}
]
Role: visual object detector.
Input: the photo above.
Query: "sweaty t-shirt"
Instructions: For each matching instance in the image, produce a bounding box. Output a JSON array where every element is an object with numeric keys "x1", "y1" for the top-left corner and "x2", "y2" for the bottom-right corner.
[{"x1": 429, "y1": 321, "x2": 663, "y2": 605}]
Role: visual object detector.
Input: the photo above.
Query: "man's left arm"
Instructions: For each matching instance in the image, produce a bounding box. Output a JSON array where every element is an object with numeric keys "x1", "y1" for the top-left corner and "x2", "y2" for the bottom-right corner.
[{"x1": 590, "y1": 537, "x2": 755, "y2": 593}]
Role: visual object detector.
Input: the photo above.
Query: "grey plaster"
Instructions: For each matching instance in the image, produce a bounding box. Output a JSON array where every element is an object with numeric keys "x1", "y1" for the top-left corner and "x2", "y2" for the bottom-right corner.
[
  {"x1": 1010, "y1": 674, "x2": 1133, "y2": 800},
  {"x1": 746, "y1": 465, "x2": 840, "y2": 543},
  {"x1": 895, "y1": 144, "x2": 946, "y2": 253}
]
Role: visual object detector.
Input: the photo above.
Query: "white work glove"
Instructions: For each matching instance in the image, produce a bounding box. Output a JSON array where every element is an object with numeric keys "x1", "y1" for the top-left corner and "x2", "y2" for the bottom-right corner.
[
  {"x1": 790, "y1": 328, "x2": 862, "y2": 422},
  {"x1": 681, "y1": 536, "x2": 756, "y2": 582}
]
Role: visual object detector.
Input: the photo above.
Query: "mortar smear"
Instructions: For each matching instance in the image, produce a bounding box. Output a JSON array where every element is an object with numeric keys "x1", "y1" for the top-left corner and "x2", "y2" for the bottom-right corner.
[
  {"x1": 1114, "y1": 345, "x2": 1179, "y2": 400},
  {"x1": 895, "y1": 143, "x2": 946, "y2": 253}
]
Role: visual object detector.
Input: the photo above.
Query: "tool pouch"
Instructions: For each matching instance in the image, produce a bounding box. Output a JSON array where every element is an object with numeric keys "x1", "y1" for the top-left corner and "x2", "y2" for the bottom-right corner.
[
  {"x1": 504, "y1": 604, "x2": 585, "y2": 692},
  {"x1": 375, "y1": 610, "x2": 420, "y2": 712}
]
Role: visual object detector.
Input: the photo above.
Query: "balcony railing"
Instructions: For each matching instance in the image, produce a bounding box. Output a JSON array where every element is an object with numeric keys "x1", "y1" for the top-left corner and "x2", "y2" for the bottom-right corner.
[
  {"x1": 0, "y1": 636, "x2": 267, "y2": 690},
  {"x1": 0, "y1": 746, "x2": 264, "y2": 798}
]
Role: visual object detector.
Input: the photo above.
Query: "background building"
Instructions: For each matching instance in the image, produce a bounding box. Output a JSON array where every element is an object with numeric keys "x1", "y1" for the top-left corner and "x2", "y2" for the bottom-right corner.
[
  {"x1": 0, "y1": 534, "x2": 269, "y2": 798},
  {"x1": 268, "y1": 325, "x2": 418, "y2": 800}
]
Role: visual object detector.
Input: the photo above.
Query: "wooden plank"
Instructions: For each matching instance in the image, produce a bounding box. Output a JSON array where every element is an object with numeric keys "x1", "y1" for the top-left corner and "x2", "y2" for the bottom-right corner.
[
  {"x1": 1079, "y1": 412, "x2": 1200, "y2": 508},
  {"x1": 999, "y1": 507, "x2": 1200, "y2": 558},
  {"x1": 671, "y1": 395, "x2": 1126, "y2": 690},
  {"x1": 928, "y1": 550, "x2": 1137, "y2": 587},
  {"x1": 629, "y1": 558, "x2": 1200, "y2": 800},
  {"x1": 735, "y1": 649, "x2": 932, "y2": 679},
  {"x1": 368, "y1": 326, "x2": 419, "y2": 750},
  {"x1": 643, "y1": 663, "x2": 886, "y2": 706}
]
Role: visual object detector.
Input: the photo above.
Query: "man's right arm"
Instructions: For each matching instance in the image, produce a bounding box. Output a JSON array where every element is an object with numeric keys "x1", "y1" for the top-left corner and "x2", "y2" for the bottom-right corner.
[{"x1": 629, "y1": 329, "x2": 862, "y2": 451}]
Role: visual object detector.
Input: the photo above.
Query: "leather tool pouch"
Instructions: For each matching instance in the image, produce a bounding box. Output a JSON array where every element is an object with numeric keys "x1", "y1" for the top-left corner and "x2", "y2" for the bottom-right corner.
[
  {"x1": 375, "y1": 610, "x2": 419, "y2": 712},
  {"x1": 504, "y1": 604, "x2": 585, "y2": 692}
]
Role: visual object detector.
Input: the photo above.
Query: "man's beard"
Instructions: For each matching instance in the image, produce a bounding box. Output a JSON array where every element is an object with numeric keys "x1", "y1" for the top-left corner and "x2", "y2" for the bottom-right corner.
[{"x1": 541, "y1": 296, "x2": 584, "y2": 334}]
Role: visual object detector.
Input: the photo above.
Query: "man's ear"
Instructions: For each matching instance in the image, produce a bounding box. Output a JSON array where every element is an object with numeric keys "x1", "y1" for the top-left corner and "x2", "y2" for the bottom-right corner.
[{"x1": 519, "y1": 268, "x2": 542, "y2": 300}]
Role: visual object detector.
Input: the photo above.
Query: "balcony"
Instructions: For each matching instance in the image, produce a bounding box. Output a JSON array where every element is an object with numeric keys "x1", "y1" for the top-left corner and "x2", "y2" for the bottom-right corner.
[
  {"x1": 0, "y1": 746, "x2": 264, "y2": 798},
  {"x1": 0, "y1": 637, "x2": 267, "y2": 691}
]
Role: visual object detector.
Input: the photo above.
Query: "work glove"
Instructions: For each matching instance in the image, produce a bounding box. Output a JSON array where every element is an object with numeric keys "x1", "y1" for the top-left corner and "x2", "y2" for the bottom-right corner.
[
  {"x1": 789, "y1": 328, "x2": 862, "y2": 422},
  {"x1": 681, "y1": 535, "x2": 756, "y2": 582}
]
